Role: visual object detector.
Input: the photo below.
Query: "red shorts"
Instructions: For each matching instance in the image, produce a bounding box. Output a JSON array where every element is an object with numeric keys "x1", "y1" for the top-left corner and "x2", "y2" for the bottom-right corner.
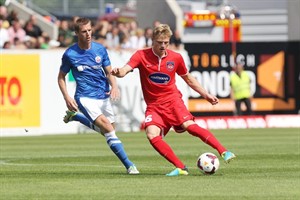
[{"x1": 144, "y1": 98, "x2": 194, "y2": 136}]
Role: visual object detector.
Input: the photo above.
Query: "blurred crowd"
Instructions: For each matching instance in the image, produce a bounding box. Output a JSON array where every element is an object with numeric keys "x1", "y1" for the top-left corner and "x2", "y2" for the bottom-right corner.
[{"x1": 0, "y1": 5, "x2": 183, "y2": 51}]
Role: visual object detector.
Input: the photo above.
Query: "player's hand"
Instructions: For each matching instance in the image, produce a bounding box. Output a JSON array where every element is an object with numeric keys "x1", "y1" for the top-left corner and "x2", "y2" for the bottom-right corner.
[
  {"x1": 205, "y1": 94, "x2": 219, "y2": 105},
  {"x1": 108, "y1": 87, "x2": 120, "y2": 101},
  {"x1": 111, "y1": 68, "x2": 120, "y2": 77},
  {"x1": 65, "y1": 96, "x2": 78, "y2": 112}
]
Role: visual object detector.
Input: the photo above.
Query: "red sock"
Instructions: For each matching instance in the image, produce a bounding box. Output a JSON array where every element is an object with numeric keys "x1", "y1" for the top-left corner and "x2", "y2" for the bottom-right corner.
[
  {"x1": 149, "y1": 136, "x2": 185, "y2": 169},
  {"x1": 186, "y1": 124, "x2": 226, "y2": 155}
]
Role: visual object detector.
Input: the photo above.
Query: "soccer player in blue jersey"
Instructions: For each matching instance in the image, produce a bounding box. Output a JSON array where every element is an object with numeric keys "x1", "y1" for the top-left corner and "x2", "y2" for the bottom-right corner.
[{"x1": 57, "y1": 17, "x2": 139, "y2": 174}]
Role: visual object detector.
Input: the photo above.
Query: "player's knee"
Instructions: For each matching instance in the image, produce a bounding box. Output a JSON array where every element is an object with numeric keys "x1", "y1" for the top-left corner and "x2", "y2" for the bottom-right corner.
[
  {"x1": 146, "y1": 131, "x2": 160, "y2": 140},
  {"x1": 145, "y1": 125, "x2": 161, "y2": 140},
  {"x1": 95, "y1": 115, "x2": 113, "y2": 131},
  {"x1": 182, "y1": 120, "x2": 196, "y2": 129}
]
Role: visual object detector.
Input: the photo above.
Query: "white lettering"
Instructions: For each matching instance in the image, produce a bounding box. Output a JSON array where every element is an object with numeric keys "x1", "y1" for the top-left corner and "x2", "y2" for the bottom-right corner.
[
  {"x1": 247, "y1": 118, "x2": 267, "y2": 128},
  {"x1": 246, "y1": 54, "x2": 256, "y2": 67},
  {"x1": 266, "y1": 115, "x2": 300, "y2": 128},
  {"x1": 207, "y1": 119, "x2": 227, "y2": 129},
  {"x1": 217, "y1": 71, "x2": 230, "y2": 97},
  {"x1": 236, "y1": 54, "x2": 245, "y2": 65},
  {"x1": 202, "y1": 71, "x2": 217, "y2": 95},
  {"x1": 221, "y1": 55, "x2": 229, "y2": 68},
  {"x1": 190, "y1": 70, "x2": 256, "y2": 98},
  {"x1": 247, "y1": 71, "x2": 256, "y2": 95},
  {"x1": 227, "y1": 118, "x2": 247, "y2": 129},
  {"x1": 219, "y1": 54, "x2": 256, "y2": 68}
]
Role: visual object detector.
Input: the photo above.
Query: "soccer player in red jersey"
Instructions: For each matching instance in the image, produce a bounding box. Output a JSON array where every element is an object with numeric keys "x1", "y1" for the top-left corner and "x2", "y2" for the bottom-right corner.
[{"x1": 111, "y1": 24, "x2": 236, "y2": 176}]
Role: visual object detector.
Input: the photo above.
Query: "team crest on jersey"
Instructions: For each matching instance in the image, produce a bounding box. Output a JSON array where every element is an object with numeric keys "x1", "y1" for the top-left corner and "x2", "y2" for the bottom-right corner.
[
  {"x1": 95, "y1": 56, "x2": 101, "y2": 63},
  {"x1": 166, "y1": 61, "x2": 175, "y2": 71}
]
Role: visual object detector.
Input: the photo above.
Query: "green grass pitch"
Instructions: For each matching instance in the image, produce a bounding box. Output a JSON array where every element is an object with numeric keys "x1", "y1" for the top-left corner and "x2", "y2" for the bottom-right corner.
[{"x1": 0, "y1": 128, "x2": 299, "y2": 200}]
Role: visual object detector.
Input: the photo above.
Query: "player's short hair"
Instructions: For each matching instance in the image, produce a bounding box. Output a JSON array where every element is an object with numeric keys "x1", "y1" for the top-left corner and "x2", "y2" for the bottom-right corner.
[
  {"x1": 152, "y1": 24, "x2": 173, "y2": 40},
  {"x1": 74, "y1": 17, "x2": 91, "y2": 33}
]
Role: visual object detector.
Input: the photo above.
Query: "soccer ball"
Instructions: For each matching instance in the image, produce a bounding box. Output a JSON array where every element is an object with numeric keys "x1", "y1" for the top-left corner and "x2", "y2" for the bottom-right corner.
[{"x1": 197, "y1": 152, "x2": 220, "y2": 175}]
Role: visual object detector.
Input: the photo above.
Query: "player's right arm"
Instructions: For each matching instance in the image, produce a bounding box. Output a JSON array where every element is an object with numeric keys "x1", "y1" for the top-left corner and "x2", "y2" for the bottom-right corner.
[
  {"x1": 57, "y1": 70, "x2": 78, "y2": 112},
  {"x1": 181, "y1": 73, "x2": 219, "y2": 105},
  {"x1": 111, "y1": 64, "x2": 133, "y2": 78}
]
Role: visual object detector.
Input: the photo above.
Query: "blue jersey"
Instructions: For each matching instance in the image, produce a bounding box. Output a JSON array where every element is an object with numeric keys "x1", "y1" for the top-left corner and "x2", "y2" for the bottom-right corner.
[{"x1": 60, "y1": 42, "x2": 111, "y2": 100}]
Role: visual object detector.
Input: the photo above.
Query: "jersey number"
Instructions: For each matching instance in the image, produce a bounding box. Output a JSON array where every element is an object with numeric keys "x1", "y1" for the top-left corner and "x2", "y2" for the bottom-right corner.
[{"x1": 145, "y1": 115, "x2": 153, "y2": 123}]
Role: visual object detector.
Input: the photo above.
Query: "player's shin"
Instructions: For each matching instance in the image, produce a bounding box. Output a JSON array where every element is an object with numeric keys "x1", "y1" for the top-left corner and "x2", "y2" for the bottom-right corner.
[
  {"x1": 104, "y1": 131, "x2": 134, "y2": 169},
  {"x1": 150, "y1": 136, "x2": 185, "y2": 169},
  {"x1": 186, "y1": 124, "x2": 226, "y2": 155}
]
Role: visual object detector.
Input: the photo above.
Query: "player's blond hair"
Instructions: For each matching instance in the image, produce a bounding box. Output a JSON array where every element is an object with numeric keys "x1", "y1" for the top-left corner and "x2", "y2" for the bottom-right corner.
[{"x1": 152, "y1": 24, "x2": 173, "y2": 40}]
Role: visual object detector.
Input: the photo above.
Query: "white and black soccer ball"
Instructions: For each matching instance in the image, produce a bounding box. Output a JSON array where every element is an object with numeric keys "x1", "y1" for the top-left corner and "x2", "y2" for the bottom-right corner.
[{"x1": 197, "y1": 152, "x2": 220, "y2": 175}]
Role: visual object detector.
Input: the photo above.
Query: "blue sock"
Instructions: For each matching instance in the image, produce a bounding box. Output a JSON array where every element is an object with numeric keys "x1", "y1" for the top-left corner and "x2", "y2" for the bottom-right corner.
[
  {"x1": 104, "y1": 132, "x2": 134, "y2": 169},
  {"x1": 72, "y1": 112, "x2": 100, "y2": 132}
]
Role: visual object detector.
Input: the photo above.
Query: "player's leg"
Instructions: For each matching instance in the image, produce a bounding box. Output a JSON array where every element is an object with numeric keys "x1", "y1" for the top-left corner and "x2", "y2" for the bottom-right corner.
[
  {"x1": 244, "y1": 98, "x2": 252, "y2": 115},
  {"x1": 184, "y1": 121, "x2": 236, "y2": 163},
  {"x1": 183, "y1": 120, "x2": 226, "y2": 153},
  {"x1": 63, "y1": 110, "x2": 101, "y2": 132},
  {"x1": 145, "y1": 110, "x2": 188, "y2": 176},
  {"x1": 94, "y1": 114, "x2": 138, "y2": 173},
  {"x1": 78, "y1": 97, "x2": 139, "y2": 174},
  {"x1": 173, "y1": 99, "x2": 236, "y2": 163},
  {"x1": 235, "y1": 99, "x2": 242, "y2": 115},
  {"x1": 147, "y1": 125, "x2": 188, "y2": 176},
  {"x1": 147, "y1": 125, "x2": 185, "y2": 168}
]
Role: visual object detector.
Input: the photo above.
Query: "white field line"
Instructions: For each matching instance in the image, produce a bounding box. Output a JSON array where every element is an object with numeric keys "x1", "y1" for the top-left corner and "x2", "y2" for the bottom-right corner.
[
  {"x1": 0, "y1": 160, "x2": 198, "y2": 169},
  {"x1": 1, "y1": 162, "x2": 116, "y2": 168}
]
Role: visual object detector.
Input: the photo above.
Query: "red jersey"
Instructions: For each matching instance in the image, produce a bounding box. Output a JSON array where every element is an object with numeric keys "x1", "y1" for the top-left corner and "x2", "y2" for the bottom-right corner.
[{"x1": 127, "y1": 48, "x2": 188, "y2": 105}]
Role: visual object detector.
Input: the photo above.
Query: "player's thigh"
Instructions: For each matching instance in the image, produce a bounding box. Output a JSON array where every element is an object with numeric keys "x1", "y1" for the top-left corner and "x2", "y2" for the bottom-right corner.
[
  {"x1": 101, "y1": 98, "x2": 116, "y2": 124},
  {"x1": 77, "y1": 97, "x2": 114, "y2": 123},
  {"x1": 170, "y1": 98, "x2": 193, "y2": 125},
  {"x1": 145, "y1": 125, "x2": 161, "y2": 140},
  {"x1": 94, "y1": 114, "x2": 114, "y2": 133},
  {"x1": 145, "y1": 108, "x2": 171, "y2": 136}
]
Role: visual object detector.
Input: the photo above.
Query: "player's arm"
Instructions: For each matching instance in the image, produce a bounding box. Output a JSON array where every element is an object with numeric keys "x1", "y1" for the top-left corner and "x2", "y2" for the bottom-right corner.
[
  {"x1": 111, "y1": 64, "x2": 133, "y2": 78},
  {"x1": 57, "y1": 70, "x2": 78, "y2": 111},
  {"x1": 105, "y1": 65, "x2": 120, "y2": 101},
  {"x1": 181, "y1": 73, "x2": 219, "y2": 105}
]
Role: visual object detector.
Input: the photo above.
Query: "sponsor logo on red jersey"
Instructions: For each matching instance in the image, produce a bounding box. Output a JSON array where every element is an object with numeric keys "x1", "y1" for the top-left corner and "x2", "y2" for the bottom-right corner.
[{"x1": 149, "y1": 72, "x2": 170, "y2": 84}]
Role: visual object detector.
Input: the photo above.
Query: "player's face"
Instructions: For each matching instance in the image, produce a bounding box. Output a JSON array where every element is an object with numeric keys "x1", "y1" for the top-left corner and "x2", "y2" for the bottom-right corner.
[
  {"x1": 235, "y1": 64, "x2": 244, "y2": 74},
  {"x1": 76, "y1": 22, "x2": 92, "y2": 45},
  {"x1": 152, "y1": 35, "x2": 170, "y2": 57}
]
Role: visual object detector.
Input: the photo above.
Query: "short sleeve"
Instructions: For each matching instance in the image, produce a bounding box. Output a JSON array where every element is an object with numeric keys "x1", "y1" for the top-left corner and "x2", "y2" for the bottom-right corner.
[
  {"x1": 102, "y1": 48, "x2": 111, "y2": 67},
  {"x1": 60, "y1": 52, "x2": 71, "y2": 74},
  {"x1": 176, "y1": 54, "x2": 188, "y2": 76},
  {"x1": 127, "y1": 51, "x2": 141, "y2": 69}
]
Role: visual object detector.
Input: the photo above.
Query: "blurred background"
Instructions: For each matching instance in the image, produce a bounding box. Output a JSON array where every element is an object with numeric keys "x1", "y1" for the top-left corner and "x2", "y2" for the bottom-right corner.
[{"x1": 1, "y1": 0, "x2": 299, "y2": 135}]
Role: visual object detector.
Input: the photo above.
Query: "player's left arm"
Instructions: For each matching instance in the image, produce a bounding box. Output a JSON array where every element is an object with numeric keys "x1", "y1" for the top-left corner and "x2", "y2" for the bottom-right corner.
[
  {"x1": 111, "y1": 65, "x2": 133, "y2": 77},
  {"x1": 58, "y1": 70, "x2": 79, "y2": 111},
  {"x1": 181, "y1": 73, "x2": 219, "y2": 105},
  {"x1": 105, "y1": 65, "x2": 120, "y2": 101}
]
